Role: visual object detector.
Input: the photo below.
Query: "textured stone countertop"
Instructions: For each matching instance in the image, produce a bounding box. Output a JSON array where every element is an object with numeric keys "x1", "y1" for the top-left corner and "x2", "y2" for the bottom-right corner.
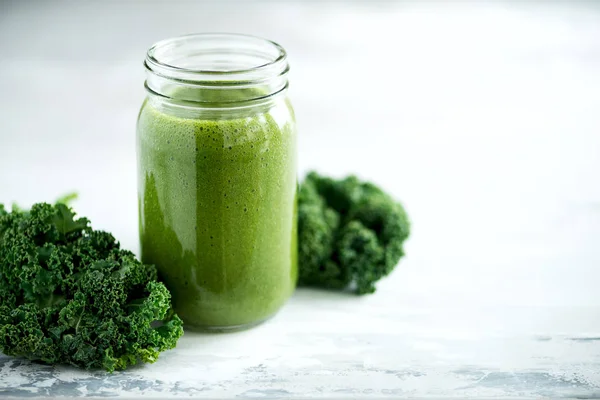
[{"x1": 1, "y1": 1, "x2": 600, "y2": 398}]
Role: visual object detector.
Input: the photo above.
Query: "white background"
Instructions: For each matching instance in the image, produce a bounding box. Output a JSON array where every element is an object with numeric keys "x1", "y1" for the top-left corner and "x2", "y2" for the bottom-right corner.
[{"x1": 1, "y1": 1, "x2": 600, "y2": 398}]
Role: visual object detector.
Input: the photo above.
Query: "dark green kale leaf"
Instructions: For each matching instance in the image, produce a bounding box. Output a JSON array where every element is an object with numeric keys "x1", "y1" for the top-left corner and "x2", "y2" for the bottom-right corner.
[
  {"x1": 0, "y1": 203, "x2": 183, "y2": 372},
  {"x1": 298, "y1": 172, "x2": 410, "y2": 294}
]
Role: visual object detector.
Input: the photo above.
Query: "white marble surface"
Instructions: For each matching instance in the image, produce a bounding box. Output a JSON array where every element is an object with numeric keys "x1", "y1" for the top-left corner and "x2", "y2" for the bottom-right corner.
[{"x1": 1, "y1": 1, "x2": 600, "y2": 398}]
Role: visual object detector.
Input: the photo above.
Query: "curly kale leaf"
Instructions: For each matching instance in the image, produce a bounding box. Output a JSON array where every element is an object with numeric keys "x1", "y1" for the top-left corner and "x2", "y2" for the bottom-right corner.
[
  {"x1": 55, "y1": 192, "x2": 79, "y2": 206},
  {"x1": 298, "y1": 172, "x2": 410, "y2": 294},
  {"x1": 0, "y1": 202, "x2": 183, "y2": 372},
  {"x1": 52, "y1": 204, "x2": 89, "y2": 236}
]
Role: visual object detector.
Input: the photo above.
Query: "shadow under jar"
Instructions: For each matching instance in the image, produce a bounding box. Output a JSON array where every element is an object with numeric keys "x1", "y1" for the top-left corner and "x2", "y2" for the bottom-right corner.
[{"x1": 137, "y1": 34, "x2": 298, "y2": 331}]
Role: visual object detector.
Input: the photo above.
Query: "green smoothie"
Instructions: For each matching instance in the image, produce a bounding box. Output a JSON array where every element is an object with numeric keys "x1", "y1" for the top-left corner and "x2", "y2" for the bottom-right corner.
[{"x1": 137, "y1": 98, "x2": 298, "y2": 329}]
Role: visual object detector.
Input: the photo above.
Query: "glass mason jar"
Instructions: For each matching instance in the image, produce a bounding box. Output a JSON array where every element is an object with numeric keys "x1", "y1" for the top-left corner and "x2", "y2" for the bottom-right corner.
[{"x1": 137, "y1": 34, "x2": 298, "y2": 331}]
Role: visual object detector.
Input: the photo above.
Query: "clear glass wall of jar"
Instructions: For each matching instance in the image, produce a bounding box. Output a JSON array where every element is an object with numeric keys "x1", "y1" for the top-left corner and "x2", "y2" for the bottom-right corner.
[{"x1": 137, "y1": 34, "x2": 297, "y2": 331}]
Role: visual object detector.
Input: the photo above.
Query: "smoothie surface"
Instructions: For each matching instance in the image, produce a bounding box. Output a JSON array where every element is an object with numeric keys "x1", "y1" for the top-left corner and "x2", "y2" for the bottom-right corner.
[{"x1": 137, "y1": 99, "x2": 298, "y2": 328}]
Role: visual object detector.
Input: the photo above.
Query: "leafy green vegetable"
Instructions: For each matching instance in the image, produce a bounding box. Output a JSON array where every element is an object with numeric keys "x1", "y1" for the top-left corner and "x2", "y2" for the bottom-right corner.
[
  {"x1": 0, "y1": 202, "x2": 183, "y2": 372},
  {"x1": 55, "y1": 192, "x2": 79, "y2": 206},
  {"x1": 298, "y1": 172, "x2": 410, "y2": 294}
]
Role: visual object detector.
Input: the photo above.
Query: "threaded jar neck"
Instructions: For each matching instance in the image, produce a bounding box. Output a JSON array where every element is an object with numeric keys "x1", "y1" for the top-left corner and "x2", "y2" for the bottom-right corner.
[{"x1": 144, "y1": 33, "x2": 289, "y2": 106}]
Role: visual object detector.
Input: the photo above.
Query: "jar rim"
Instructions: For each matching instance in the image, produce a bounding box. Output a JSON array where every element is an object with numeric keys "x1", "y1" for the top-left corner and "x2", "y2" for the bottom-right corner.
[{"x1": 145, "y1": 33, "x2": 288, "y2": 81}]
